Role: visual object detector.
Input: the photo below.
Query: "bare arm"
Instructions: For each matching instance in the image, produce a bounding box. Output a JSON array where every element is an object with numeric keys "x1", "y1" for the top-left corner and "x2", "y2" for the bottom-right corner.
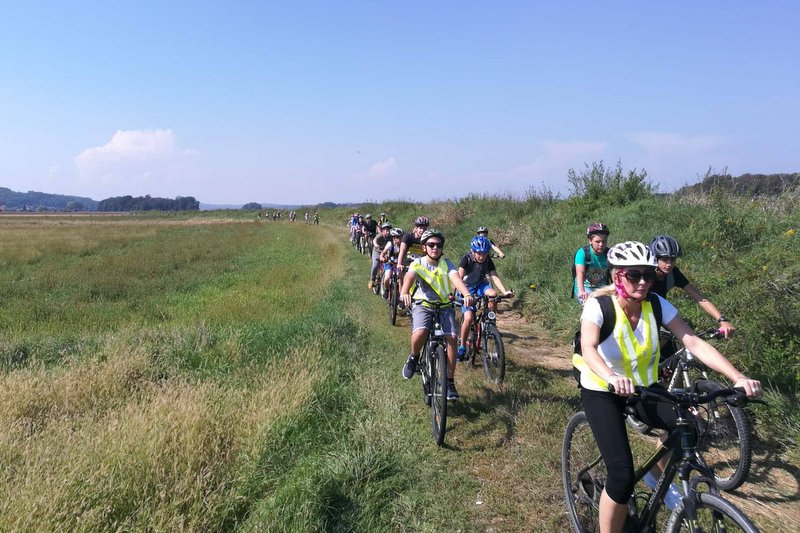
[
  {"x1": 491, "y1": 243, "x2": 505, "y2": 258},
  {"x1": 580, "y1": 319, "x2": 635, "y2": 396},
  {"x1": 449, "y1": 271, "x2": 473, "y2": 306},
  {"x1": 665, "y1": 315, "x2": 759, "y2": 396},
  {"x1": 683, "y1": 283, "x2": 735, "y2": 336},
  {"x1": 488, "y1": 271, "x2": 511, "y2": 295},
  {"x1": 575, "y1": 264, "x2": 588, "y2": 301},
  {"x1": 399, "y1": 269, "x2": 416, "y2": 307}
]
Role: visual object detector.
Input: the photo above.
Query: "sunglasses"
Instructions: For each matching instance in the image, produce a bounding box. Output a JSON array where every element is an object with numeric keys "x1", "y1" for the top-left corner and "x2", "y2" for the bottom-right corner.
[
  {"x1": 426, "y1": 242, "x2": 443, "y2": 249},
  {"x1": 657, "y1": 256, "x2": 677, "y2": 262},
  {"x1": 622, "y1": 269, "x2": 656, "y2": 283}
]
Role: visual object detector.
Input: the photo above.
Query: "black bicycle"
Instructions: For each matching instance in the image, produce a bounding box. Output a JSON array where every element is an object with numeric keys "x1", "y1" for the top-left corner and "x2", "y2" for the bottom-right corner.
[
  {"x1": 417, "y1": 301, "x2": 452, "y2": 446},
  {"x1": 459, "y1": 293, "x2": 512, "y2": 384},
  {"x1": 384, "y1": 259, "x2": 401, "y2": 325},
  {"x1": 626, "y1": 329, "x2": 752, "y2": 492},
  {"x1": 563, "y1": 384, "x2": 760, "y2": 532}
]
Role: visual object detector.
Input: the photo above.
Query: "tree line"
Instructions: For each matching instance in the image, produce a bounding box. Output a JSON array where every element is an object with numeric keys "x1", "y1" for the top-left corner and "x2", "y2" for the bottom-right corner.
[{"x1": 97, "y1": 195, "x2": 199, "y2": 212}]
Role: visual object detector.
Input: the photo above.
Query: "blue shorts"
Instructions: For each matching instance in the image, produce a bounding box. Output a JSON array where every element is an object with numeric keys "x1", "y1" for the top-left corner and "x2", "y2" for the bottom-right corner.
[{"x1": 457, "y1": 280, "x2": 492, "y2": 313}]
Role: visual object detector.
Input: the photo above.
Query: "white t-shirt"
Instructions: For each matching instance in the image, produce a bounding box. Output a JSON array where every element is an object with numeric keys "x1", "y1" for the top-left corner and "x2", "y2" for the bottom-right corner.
[{"x1": 579, "y1": 294, "x2": 678, "y2": 391}]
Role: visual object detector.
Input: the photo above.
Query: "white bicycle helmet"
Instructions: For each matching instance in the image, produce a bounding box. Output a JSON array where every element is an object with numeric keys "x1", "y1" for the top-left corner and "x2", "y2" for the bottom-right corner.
[{"x1": 607, "y1": 241, "x2": 657, "y2": 268}]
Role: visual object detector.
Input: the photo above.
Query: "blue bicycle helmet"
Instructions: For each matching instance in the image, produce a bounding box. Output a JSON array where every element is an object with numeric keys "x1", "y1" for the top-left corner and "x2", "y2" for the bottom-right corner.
[{"x1": 471, "y1": 235, "x2": 491, "y2": 253}]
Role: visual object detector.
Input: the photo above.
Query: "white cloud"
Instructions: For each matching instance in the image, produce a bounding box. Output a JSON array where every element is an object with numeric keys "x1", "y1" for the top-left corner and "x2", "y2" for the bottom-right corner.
[
  {"x1": 510, "y1": 141, "x2": 609, "y2": 193},
  {"x1": 626, "y1": 132, "x2": 727, "y2": 156},
  {"x1": 355, "y1": 156, "x2": 397, "y2": 180},
  {"x1": 73, "y1": 129, "x2": 199, "y2": 195}
]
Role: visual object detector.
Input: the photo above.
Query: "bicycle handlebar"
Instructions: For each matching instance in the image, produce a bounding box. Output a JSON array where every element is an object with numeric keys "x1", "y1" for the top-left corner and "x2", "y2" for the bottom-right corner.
[{"x1": 607, "y1": 383, "x2": 759, "y2": 408}]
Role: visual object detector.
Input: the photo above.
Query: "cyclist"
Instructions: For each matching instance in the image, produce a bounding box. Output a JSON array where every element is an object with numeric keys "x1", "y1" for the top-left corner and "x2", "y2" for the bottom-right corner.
[
  {"x1": 400, "y1": 229, "x2": 474, "y2": 401},
  {"x1": 577, "y1": 241, "x2": 761, "y2": 533},
  {"x1": 313, "y1": 212, "x2": 319, "y2": 225},
  {"x1": 369, "y1": 222, "x2": 392, "y2": 290},
  {"x1": 574, "y1": 222, "x2": 610, "y2": 304},
  {"x1": 397, "y1": 216, "x2": 429, "y2": 272},
  {"x1": 304, "y1": 211, "x2": 309, "y2": 224},
  {"x1": 456, "y1": 235, "x2": 513, "y2": 360},
  {"x1": 379, "y1": 212, "x2": 389, "y2": 225},
  {"x1": 379, "y1": 227, "x2": 404, "y2": 297},
  {"x1": 650, "y1": 235, "x2": 735, "y2": 337},
  {"x1": 476, "y1": 226, "x2": 505, "y2": 258},
  {"x1": 362, "y1": 214, "x2": 378, "y2": 246}
]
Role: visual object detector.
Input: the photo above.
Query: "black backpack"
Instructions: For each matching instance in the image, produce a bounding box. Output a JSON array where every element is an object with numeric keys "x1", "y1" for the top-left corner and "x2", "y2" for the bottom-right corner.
[{"x1": 570, "y1": 245, "x2": 609, "y2": 298}]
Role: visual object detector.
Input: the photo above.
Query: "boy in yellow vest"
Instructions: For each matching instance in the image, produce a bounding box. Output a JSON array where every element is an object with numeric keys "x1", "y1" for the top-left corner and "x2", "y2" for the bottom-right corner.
[{"x1": 400, "y1": 229, "x2": 473, "y2": 401}]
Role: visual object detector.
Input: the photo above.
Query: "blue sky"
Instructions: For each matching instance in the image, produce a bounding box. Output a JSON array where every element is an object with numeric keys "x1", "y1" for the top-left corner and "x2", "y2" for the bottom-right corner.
[{"x1": 1, "y1": 1, "x2": 798, "y2": 204}]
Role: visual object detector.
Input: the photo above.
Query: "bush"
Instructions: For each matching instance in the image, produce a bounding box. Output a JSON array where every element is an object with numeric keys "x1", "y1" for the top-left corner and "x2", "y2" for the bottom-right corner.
[{"x1": 567, "y1": 160, "x2": 656, "y2": 206}]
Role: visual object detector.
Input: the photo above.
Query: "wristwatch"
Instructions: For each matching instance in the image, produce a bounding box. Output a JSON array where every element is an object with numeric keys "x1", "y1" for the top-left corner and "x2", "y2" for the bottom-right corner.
[{"x1": 717, "y1": 315, "x2": 730, "y2": 323}]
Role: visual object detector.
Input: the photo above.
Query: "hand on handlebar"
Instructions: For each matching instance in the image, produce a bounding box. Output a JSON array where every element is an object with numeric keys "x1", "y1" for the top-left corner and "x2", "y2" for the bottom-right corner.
[
  {"x1": 462, "y1": 294, "x2": 474, "y2": 307},
  {"x1": 400, "y1": 293, "x2": 412, "y2": 307},
  {"x1": 606, "y1": 374, "x2": 635, "y2": 397},
  {"x1": 718, "y1": 322, "x2": 735, "y2": 338},
  {"x1": 733, "y1": 376, "x2": 761, "y2": 397}
]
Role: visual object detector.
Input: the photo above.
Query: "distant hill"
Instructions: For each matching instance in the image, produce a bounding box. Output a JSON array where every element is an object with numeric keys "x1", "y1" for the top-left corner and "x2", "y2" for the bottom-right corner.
[
  {"x1": 0, "y1": 187, "x2": 98, "y2": 211},
  {"x1": 675, "y1": 172, "x2": 799, "y2": 196}
]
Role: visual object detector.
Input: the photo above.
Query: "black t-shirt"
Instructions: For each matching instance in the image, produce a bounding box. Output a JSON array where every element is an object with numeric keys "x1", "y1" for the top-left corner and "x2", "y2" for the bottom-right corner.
[
  {"x1": 459, "y1": 252, "x2": 496, "y2": 287},
  {"x1": 401, "y1": 233, "x2": 425, "y2": 262},
  {"x1": 651, "y1": 266, "x2": 689, "y2": 298},
  {"x1": 363, "y1": 220, "x2": 378, "y2": 234}
]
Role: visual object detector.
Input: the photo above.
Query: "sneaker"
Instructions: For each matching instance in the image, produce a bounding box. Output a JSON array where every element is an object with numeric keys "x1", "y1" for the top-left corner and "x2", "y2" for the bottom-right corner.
[
  {"x1": 368, "y1": 280, "x2": 374, "y2": 289},
  {"x1": 402, "y1": 355, "x2": 418, "y2": 380},
  {"x1": 456, "y1": 345, "x2": 467, "y2": 362},
  {"x1": 447, "y1": 379, "x2": 459, "y2": 401}
]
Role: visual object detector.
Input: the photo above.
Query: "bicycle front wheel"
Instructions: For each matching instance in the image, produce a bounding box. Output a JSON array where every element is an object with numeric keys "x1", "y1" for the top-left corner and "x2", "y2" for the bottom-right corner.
[
  {"x1": 562, "y1": 411, "x2": 603, "y2": 533},
  {"x1": 430, "y1": 343, "x2": 448, "y2": 446},
  {"x1": 666, "y1": 492, "x2": 759, "y2": 533},
  {"x1": 693, "y1": 379, "x2": 752, "y2": 491},
  {"x1": 482, "y1": 323, "x2": 506, "y2": 384},
  {"x1": 388, "y1": 281, "x2": 398, "y2": 326}
]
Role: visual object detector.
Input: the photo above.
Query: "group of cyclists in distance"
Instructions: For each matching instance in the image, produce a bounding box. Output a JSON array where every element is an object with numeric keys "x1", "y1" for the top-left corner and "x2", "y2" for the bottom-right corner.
[
  {"x1": 347, "y1": 212, "x2": 764, "y2": 533},
  {"x1": 259, "y1": 209, "x2": 319, "y2": 224},
  {"x1": 348, "y1": 213, "x2": 513, "y2": 401}
]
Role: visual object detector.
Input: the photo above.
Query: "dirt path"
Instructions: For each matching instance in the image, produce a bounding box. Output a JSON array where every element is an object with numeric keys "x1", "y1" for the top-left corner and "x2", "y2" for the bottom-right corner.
[{"x1": 466, "y1": 306, "x2": 800, "y2": 531}]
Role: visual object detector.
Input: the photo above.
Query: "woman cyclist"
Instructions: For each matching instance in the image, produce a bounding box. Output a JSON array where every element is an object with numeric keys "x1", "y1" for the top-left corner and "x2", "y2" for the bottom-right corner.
[
  {"x1": 368, "y1": 222, "x2": 393, "y2": 290},
  {"x1": 578, "y1": 241, "x2": 760, "y2": 533},
  {"x1": 650, "y1": 235, "x2": 735, "y2": 337}
]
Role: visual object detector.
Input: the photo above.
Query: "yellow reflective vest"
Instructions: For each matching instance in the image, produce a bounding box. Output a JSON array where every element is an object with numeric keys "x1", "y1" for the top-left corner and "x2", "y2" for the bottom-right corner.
[
  {"x1": 573, "y1": 297, "x2": 660, "y2": 391},
  {"x1": 410, "y1": 258, "x2": 454, "y2": 305}
]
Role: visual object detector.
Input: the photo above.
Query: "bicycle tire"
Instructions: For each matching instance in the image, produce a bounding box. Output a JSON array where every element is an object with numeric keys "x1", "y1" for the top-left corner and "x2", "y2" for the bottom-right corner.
[
  {"x1": 482, "y1": 323, "x2": 505, "y2": 384},
  {"x1": 388, "y1": 281, "x2": 398, "y2": 326},
  {"x1": 431, "y1": 343, "x2": 448, "y2": 446},
  {"x1": 420, "y1": 344, "x2": 432, "y2": 407},
  {"x1": 665, "y1": 492, "x2": 759, "y2": 533},
  {"x1": 467, "y1": 328, "x2": 478, "y2": 368},
  {"x1": 562, "y1": 411, "x2": 603, "y2": 533},
  {"x1": 371, "y1": 274, "x2": 380, "y2": 296},
  {"x1": 624, "y1": 413, "x2": 653, "y2": 435},
  {"x1": 693, "y1": 379, "x2": 752, "y2": 491}
]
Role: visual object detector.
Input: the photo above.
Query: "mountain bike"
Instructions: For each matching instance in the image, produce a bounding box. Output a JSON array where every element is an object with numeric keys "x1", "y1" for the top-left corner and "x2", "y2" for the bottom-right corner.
[
  {"x1": 626, "y1": 329, "x2": 752, "y2": 491},
  {"x1": 563, "y1": 384, "x2": 760, "y2": 532},
  {"x1": 417, "y1": 301, "x2": 451, "y2": 446},
  {"x1": 459, "y1": 293, "x2": 512, "y2": 384},
  {"x1": 384, "y1": 259, "x2": 401, "y2": 325}
]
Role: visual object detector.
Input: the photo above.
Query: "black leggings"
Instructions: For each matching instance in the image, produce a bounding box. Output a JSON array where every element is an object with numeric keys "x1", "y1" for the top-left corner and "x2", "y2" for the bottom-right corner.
[{"x1": 581, "y1": 386, "x2": 679, "y2": 504}]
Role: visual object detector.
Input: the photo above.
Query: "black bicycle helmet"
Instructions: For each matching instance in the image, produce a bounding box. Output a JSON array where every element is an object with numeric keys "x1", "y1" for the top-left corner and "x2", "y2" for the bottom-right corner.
[
  {"x1": 414, "y1": 216, "x2": 429, "y2": 227},
  {"x1": 476, "y1": 226, "x2": 489, "y2": 234},
  {"x1": 650, "y1": 235, "x2": 682, "y2": 258},
  {"x1": 420, "y1": 228, "x2": 445, "y2": 246}
]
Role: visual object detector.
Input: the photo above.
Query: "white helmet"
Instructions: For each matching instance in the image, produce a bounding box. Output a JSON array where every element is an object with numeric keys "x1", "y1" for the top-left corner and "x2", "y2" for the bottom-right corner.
[{"x1": 607, "y1": 241, "x2": 657, "y2": 268}]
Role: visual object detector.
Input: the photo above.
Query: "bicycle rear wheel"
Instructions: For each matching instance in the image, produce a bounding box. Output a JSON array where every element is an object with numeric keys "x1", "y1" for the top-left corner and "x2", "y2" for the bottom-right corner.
[
  {"x1": 482, "y1": 323, "x2": 505, "y2": 384},
  {"x1": 665, "y1": 492, "x2": 759, "y2": 532},
  {"x1": 388, "y1": 281, "x2": 398, "y2": 326},
  {"x1": 562, "y1": 411, "x2": 603, "y2": 533},
  {"x1": 693, "y1": 379, "x2": 752, "y2": 491},
  {"x1": 430, "y1": 343, "x2": 448, "y2": 446}
]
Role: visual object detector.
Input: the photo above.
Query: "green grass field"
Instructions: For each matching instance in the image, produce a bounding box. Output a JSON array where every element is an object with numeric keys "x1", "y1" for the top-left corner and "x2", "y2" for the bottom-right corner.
[{"x1": 0, "y1": 209, "x2": 795, "y2": 531}]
